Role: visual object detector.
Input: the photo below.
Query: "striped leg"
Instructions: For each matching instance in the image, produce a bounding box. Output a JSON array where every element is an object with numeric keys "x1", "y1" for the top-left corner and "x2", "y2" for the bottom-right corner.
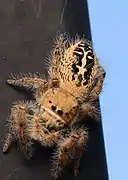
[
  {"x1": 47, "y1": 33, "x2": 68, "y2": 87},
  {"x1": 2, "y1": 100, "x2": 36, "y2": 159},
  {"x1": 51, "y1": 127, "x2": 88, "y2": 179},
  {"x1": 7, "y1": 72, "x2": 48, "y2": 91}
]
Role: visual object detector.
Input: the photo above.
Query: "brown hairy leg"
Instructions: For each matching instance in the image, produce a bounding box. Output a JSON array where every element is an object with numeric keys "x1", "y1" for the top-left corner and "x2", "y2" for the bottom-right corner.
[
  {"x1": 2, "y1": 100, "x2": 35, "y2": 159},
  {"x1": 89, "y1": 65, "x2": 106, "y2": 101},
  {"x1": 47, "y1": 33, "x2": 69, "y2": 87},
  {"x1": 51, "y1": 127, "x2": 88, "y2": 179},
  {"x1": 40, "y1": 132, "x2": 62, "y2": 147},
  {"x1": 7, "y1": 72, "x2": 48, "y2": 91},
  {"x1": 73, "y1": 128, "x2": 88, "y2": 176},
  {"x1": 80, "y1": 102, "x2": 100, "y2": 121},
  {"x1": 29, "y1": 117, "x2": 62, "y2": 147}
]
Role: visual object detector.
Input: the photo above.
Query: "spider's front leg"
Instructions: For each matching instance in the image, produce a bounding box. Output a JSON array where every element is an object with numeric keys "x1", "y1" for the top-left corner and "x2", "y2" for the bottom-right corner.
[
  {"x1": 2, "y1": 100, "x2": 35, "y2": 159},
  {"x1": 7, "y1": 72, "x2": 48, "y2": 92},
  {"x1": 27, "y1": 110, "x2": 64, "y2": 147},
  {"x1": 29, "y1": 125, "x2": 62, "y2": 148},
  {"x1": 51, "y1": 127, "x2": 88, "y2": 179}
]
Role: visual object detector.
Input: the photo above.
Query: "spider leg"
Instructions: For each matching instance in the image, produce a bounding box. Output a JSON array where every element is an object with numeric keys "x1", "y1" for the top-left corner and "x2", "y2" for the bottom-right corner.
[
  {"x1": 51, "y1": 127, "x2": 88, "y2": 179},
  {"x1": 40, "y1": 131, "x2": 62, "y2": 147},
  {"x1": 27, "y1": 111, "x2": 63, "y2": 147},
  {"x1": 7, "y1": 72, "x2": 48, "y2": 92},
  {"x1": 28, "y1": 117, "x2": 61, "y2": 147},
  {"x1": 76, "y1": 66, "x2": 105, "y2": 122},
  {"x1": 80, "y1": 102, "x2": 100, "y2": 121},
  {"x1": 89, "y1": 65, "x2": 106, "y2": 100},
  {"x1": 73, "y1": 127, "x2": 88, "y2": 176},
  {"x1": 2, "y1": 100, "x2": 36, "y2": 159},
  {"x1": 47, "y1": 33, "x2": 68, "y2": 87}
]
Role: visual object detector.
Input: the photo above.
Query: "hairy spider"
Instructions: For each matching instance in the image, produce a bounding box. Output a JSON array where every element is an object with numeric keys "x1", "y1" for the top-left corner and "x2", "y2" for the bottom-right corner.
[{"x1": 2, "y1": 32, "x2": 105, "y2": 179}]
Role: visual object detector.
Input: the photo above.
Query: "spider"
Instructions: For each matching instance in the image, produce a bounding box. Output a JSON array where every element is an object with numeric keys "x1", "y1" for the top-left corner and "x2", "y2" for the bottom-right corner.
[{"x1": 2, "y1": 32, "x2": 105, "y2": 179}]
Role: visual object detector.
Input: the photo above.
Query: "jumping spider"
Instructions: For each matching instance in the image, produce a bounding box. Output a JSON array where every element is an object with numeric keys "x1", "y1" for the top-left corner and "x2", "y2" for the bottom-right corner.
[{"x1": 2, "y1": 32, "x2": 105, "y2": 179}]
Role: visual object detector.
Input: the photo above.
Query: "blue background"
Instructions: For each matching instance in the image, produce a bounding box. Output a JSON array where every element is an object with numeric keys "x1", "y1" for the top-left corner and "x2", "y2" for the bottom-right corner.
[{"x1": 88, "y1": 1, "x2": 128, "y2": 180}]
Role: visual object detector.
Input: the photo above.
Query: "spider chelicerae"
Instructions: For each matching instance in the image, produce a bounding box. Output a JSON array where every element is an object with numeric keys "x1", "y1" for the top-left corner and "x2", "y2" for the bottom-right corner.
[{"x1": 2, "y1": 32, "x2": 105, "y2": 179}]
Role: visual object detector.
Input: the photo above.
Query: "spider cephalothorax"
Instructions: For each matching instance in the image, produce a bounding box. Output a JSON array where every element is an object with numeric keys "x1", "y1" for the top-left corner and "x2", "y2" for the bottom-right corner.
[
  {"x1": 2, "y1": 32, "x2": 105, "y2": 179},
  {"x1": 40, "y1": 88, "x2": 79, "y2": 124}
]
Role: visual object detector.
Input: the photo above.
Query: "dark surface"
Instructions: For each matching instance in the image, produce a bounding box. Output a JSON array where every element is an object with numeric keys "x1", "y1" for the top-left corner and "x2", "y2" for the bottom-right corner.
[{"x1": 0, "y1": 0, "x2": 109, "y2": 180}]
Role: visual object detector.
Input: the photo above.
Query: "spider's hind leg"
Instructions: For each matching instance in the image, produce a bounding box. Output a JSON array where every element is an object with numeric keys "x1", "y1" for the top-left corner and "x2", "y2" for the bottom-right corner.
[
  {"x1": 89, "y1": 65, "x2": 106, "y2": 101},
  {"x1": 2, "y1": 100, "x2": 35, "y2": 159},
  {"x1": 80, "y1": 102, "x2": 100, "y2": 121},
  {"x1": 47, "y1": 33, "x2": 69, "y2": 87}
]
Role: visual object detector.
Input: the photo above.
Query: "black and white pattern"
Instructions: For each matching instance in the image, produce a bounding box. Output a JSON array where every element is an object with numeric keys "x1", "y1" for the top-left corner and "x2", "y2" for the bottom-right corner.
[{"x1": 72, "y1": 42, "x2": 95, "y2": 86}]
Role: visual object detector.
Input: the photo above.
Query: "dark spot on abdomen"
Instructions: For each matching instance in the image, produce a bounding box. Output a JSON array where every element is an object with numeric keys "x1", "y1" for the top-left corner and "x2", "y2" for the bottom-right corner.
[
  {"x1": 78, "y1": 74, "x2": 82, "y2": 83},
  {"x1": 72, "y1": 63, "x2": 79, "y2": 74},
  {"x1": 72, "y1": 74, "x2": 75, "y2": 80},
  {"x1": 74, "y1": 47, "x2": 84, "y2": 66}
]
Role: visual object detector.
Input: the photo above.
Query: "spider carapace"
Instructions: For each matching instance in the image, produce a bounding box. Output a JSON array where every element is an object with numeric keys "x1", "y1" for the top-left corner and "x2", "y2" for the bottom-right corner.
[{"x1": 2, "y1": 33, "x2": 106, "y2": 179}]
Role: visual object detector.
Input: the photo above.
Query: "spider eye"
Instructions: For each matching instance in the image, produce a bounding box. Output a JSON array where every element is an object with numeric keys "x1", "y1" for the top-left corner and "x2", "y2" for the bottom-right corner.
[
  {"x1": 57, "y1": 110, "x2": 63, "y2": 115},
  {"x1": 51, "y1": 105, "x2": 56, "y2": 111},
  {"x1": 65, "y1": 112, "x2": 69, "y2": 116},
  {"x1": 49, "y1": 100, "x2": 52, "y2": 103}
]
